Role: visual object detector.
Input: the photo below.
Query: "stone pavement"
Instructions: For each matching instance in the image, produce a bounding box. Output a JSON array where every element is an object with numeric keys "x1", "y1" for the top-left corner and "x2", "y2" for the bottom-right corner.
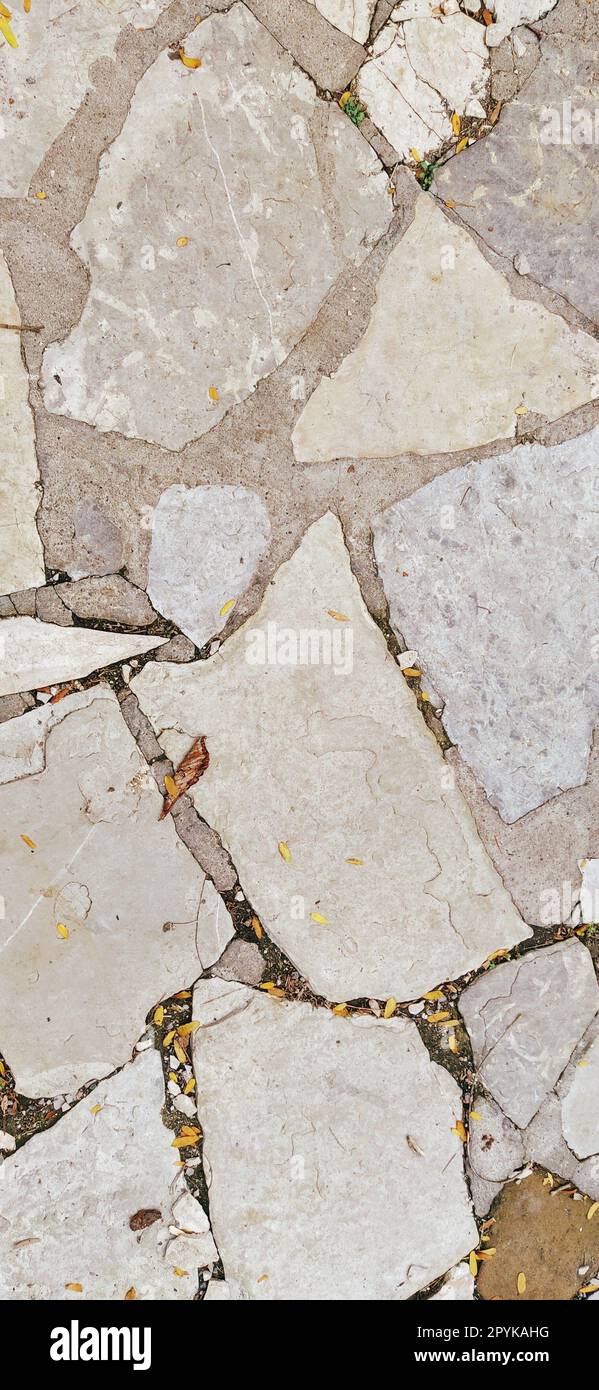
[{"x1": 0, "y1": 0, "x2": 597, "y2": 1302}]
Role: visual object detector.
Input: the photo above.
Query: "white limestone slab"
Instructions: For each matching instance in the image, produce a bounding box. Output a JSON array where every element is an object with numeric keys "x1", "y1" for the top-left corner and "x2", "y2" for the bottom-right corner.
[
  {"x1": 486, "y1": 1, "x2": 558, "y2": 47},
  {"x1": 0, "y1": 1049, "x2": 213, "y2": 1300},
  {"x1": 0, "y1": 253, "x2": 45, "y2": 593},
  {"x1": 430, "y1": 1262, "x2": 475, "y2": 1300},
  {"x1": 560, "y1": 1031, "x2": 599, "y2": 1162},
  {"x1": 0, "y1": 686, "x2": 210, "y2": 1096},
  {"x1": 147, "y1": 485, "x2": 271, "y2": 648},
  {"x1": 581, "y1": 860, "x2": 599, "y2": 925},
  {"x1": 0, "y1": 616, "x2": 165, "y2": 697},
  {"x1": 42, "y1": 4, "x2": 390, "y2": 450},
  {"x1": 133, "y1": 514, "x2": 529, "y2": 1003},
  {"x1": 308, "y1": 0, "x2": 377, "y2": 43},
  {"x1": 374, "y1": 429, "x2": 599, "y2": 822},
  {"x1": 292, "y1": 198, "x2": 599, "y2": 461},
  {"x1": 192, "y1": 978, "x2": 477, "y2": 1299},
  {"x1": 0, "y1": 1, "x2": 172, "y2": 198}
]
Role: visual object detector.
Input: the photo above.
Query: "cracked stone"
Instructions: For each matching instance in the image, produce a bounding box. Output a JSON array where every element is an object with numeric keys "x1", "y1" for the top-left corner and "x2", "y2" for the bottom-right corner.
[
  {"x1": 213, "y1": 938, "x2": 264, "y2": 987},
  {"x1": 487, "y1": 0, "x2": 558, "y2": 46},
  {"x1": 0, "y1": 253, "x2": 45, "y2": 594},
  {"x1": 467, "y1": 1095, "x2": 525, "y2": 1184},
  {"x1": 560, "y1": 1030, "x2": 599, "y2": 1161},
  {"x1": 192, "y1": 978, "x2": 477, "y2": 1299},
  {"x1": 523, "y1": 1014, "x2": 599, "y2": 1198},
  {"x1": 133, "y1": 514, "x2": 529, "y2": 1003},
  {"x1": 195, "y1": 883, "x2": 235, "y2": 970},
  {"x1": 0, "y1": 1049, "x2": 213, "y2": 1299},
  {"x1": 292, "y1": 198, "x2": 599, "y2": 461},
  {"x1": 475, "y1": 1170, "x2": 599, "y2": 1301},
  {"x1": 147, "y1": 486, "x2": 271, "y2": 648},
  {"x1": 0, "y1": 616, "x2": 166, "y2": 698},
  {"x1": 430, "y1": 1261, "x2": 475, "y2": 1299},
  {"x1": 58, "y1": 576, "x2": 157, "y2": 628},
  {"x1": 460, "y1": 939, "x2": 599, "y2": 1130},
  {"x1": 373, "y1": 428, "x2": 599, "y2": 822},
  {"x1": 437, "y1": 37, "x2": 599, "y2": 320},
  {"x1": 41, "y1": 3, "x2": 391, "y2": 450},
  {"x1": 308, "y1": 0, "x2": 377, "y2": 43},
  {"x1": 0, "y1": 686, "x2": 213, "y2": 1096},
  {"x1": 34, "y1": 587, "x2": 74, "y2": 628},
  {"x1": 357, "y1": 12, "x2": 488, "y2": 161},
  {"x1": 0, "y1": 1, "x2": 173, "y2": 198}
]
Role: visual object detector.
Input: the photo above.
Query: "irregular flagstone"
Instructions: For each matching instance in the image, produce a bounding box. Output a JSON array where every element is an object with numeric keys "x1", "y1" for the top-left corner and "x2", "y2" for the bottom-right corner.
[
  {"x1": 0, "y1": 1049, "x2": 216, "y2": 1300},
  {"x1": 523, "y1": 1015, "x2": 599, "y2": 1199},
  {"x1": 0, "y1": 254, "x2": 45, "y2": 594},
  {"x1": 436, "y1": 38, "x2": 599, "y2": 320},
  {"x1": 0, "y1": 616, "x2": 166, "y2": 698},
  {"x1": 486, "y1": 0, "x2": 559, "y2": 47},
  {"x1": 41, "y1": 4, "x2": 391, "y2": 450},
  {"x1": 147, "y1": 486, "x2": 271, "y2": 648},
  {"x1": 0, "y1": 686, "x2": 211, "y2": 1096},
  {"x1": 292, "y1": 198, "x2": 599, "y2": 461},
  {"x1": 192, "y1": 978, "x2": 478, "y2": 1299},
  {"x1": 430, "y1": 1262, "x2": 475, "y2": 1300},
  {"x1": 467, "y1": 1095, "x2": 525, "y2": 1184},
  {"x1": 560, "y1": 1030, "x2": 599, "y2": 1161},
  {"x1": 132, "y1": 514, "x2": 529, "y2": 1003},
  {"x1": 0, "y1": 1, "x2": 172, "y2": 198},
  {"x1": 373, "y1": 428, "x2": 599, "y2": 822},
  {"x1": 475, "y1": 1171, "x2": 599, "y2": 1302},
  {"x1": 357, "y1": 11, "x2": 488, "y2": 161},
  {"x1": 308, "y1": 0, "x2": 377, "y2": 43},
  {"x1": 58, "y1": 575, "x2": 157, "y2": 627},
  {"x1": 460, "y1": 940, "x2": 599, "y2": 1129}
]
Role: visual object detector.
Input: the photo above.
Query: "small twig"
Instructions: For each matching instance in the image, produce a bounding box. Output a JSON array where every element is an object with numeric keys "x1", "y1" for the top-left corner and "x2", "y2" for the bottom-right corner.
[{"x1": 0, "y1": 321, "x2": 44, "y2": 332}]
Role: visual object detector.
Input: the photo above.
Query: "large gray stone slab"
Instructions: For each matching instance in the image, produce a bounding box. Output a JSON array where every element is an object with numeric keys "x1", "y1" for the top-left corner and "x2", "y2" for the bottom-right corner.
[
  {"x1": 0, "y1": 1049, "x2": 216, "y2": 1300},
  {"x1": 0, "y1": 1, "x2": 172, "y2": 198},
  {"x1": 42, "y1": 4, "x2": 390, "y2": 450},
  {"x1": 373, "y1": 428, "x2": 599, "y2": 822},
  {"x1": 0, "y1": 686, "x2": 211, "y2": 1096},
  {"x1": 292, "y1": 198, "x2": 599, "y2": 461},
  {"x1": 460, "y1": 940, "x2": 599, "y2": 1129},
  {"x1": 133, "y1": 514, "x2": 529, "y2": 1004},
  {"x1": 437, "y1": 38, "x2": 599, "y2": 320},
  {"x1": 0, "y1": 253, "x2": 45, "y2": 594},
  {"x1": 147, "y1": 485, "x2": 271, "y2": 648},
  {"x1": 192, "y1": 978, "x2": 477, "y2": 1299}
]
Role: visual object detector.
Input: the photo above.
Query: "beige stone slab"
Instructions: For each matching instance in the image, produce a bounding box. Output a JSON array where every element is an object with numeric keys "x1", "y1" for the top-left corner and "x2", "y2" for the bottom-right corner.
[
  {"x1": 133, "y1": 514, "x2": 529, "y2": 1003},
  {"x1": 292, "y1": 197, "x2": 599, "y2": 461},
  {"x1": 0, "y1": 616, "x2": 165, "y2": 697},
  {"x1": 0, "y1": 253, "x2": 45, "y2": 594}
]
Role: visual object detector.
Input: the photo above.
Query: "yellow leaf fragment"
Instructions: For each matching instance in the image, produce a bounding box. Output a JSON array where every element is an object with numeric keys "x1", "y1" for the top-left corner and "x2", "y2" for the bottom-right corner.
[
  {"x1": 383, "y1": 997, "x2": 397, "y2": 1019},
  {"x1": 470, "y1": 1111, "x2": 482, "y2": 1121},
  {"x1": 183, "y1": 1078, "x2": 196, "y2": 1095},
  {"x1": 339, "y1": 91, "x2": 351, "y2": 109},
  {"x1": 278, "y1": 840, "x2": 292, "y2": 863},
  {"x1": 180, "y1": 1125, "x2": 200, "y2": 1137},
  {"x1": 346, "y1": 857, "x2": 363, "y2": 865},
  {"x1": 310, "y1": 911, "x2": 329, "y2": 925},
  {"x1": 219, "y1": 598, "x2": 235, "y2": 616},
  {"x1": 173, "y1": 1039, "x2": 187, "y2": 1065},
  {"x1": 542, "y1": 1172, "x2": 554, "y2": 1188},
  {"x1": 24, "y1": 0, "x2": 31, "y2": 10},
  {"x1": 260, "y1": 981, "x2": 276, "y2": 991},
  {"x1": 428, "y1": 1010, "x2": 450, "y2": 1023},
  {"x1": 0, "y1": 1061, "x2": 5, "y2": 1077},
  {"x1": 587, "y1": 1202, "x2": 599, "y2": 1221},
  {"x1": 515, "y1": 404, "x2": 528, "y2": 415},
  {"x1": 476, "y1": 1248, "x2": 496, "y2": 1261},
  {"x1": 402, "y1": 667, "x2": 422, "y2": 678},
  {"x1": 517, "y1": 1272, "x2": 526, "y2": 1295},
  {"x1": 56, "y1": 923, "x2": 69, "y2": 940},
  {"x1": 469, "y1": 1251, "x2": 478, "y2": 1276},
  {"x1": 90, "y1": 1104, "x2": 102, "y2": 1116},
  {"x1": 420, "y1": 691, "x2": 430, "y2": 702},
  {"x1": 20, "y1": 834, "x2": 37, "y2": 849},
  {"x1": 176, "y1": 236, "x2": 189, "y2": 247},
  {"x1": 448, "y1": 1033, "x2": 459, "y2": 1054},
  {"x1": 0, "y1": 4, "x2": 12, "y2": 17},
  {"x1": 456, "y1": 137, "x2": 469, "y2": 153},
  {"x1": 163, "y1": 1029, "x2": 176, "y2": 1048},
  {"x1": 0, "y1": 15, "x2": 17, "y2": 44},
  {"x1": 409, "y1": 147, "x2": 422, "y2": 162},
  {"x1": 172, "y1": 1135, "x2": 199, "y2": 1149},
  {"x1": 208, "y1": 385, "x2": 220, "y2": 401},
  {"x1": 164, "y1": 775, "x2": 178, "y2": 799},
  {"x1": 444, "y1": 199, "x2": 456, "y2": 210},
  {"x1": 65, "y1": 1282, "x2": 83, "y2": 1292},
  {"x1": 251, "y1": 915, "x2": 263, "y2": 939},
  {"x1": 179, "y1": 49, "x2": 202, "y2": 68},
  {"x1": 578, "y1": 1059, "x2": 590, "y2": 1067},
  {"x1": 34, "y1": 190, "x2": 47, "y2": 199},
  {"x1": 124, "y1": 1287, "x2": 137, "y2": 1300},
  {"x1": 580, "y1": 1283, "x2": 599, "y2": 1295},
  {"x1": 257, "y1": 1273, "x2": 269, "y2": 1283},
  {"x1": 178, "y1": 1021, "x2": 201, "y2": 1036},
  {"x1": 173, "y1": 1267, "x2": 188, "y2": 1277},
  {"x1": 451, "y1": 112, "x2": 461, "y2": 136},
  {"x1": 153, "y1": 1005, "x2": 164, "y2": 1026},
  {"x1": 332, "y1": 1003, "x2": 348, "y2": 1016},
  {"x1": 423, "y1": 990, "x2": 444, "y2": 1001},
  {"x1": 452, "y1": 1120, "x2": 467, "y2": 1142},
  {"x1": 327, "y1": 609, "x2": 349, "y2": 622}
]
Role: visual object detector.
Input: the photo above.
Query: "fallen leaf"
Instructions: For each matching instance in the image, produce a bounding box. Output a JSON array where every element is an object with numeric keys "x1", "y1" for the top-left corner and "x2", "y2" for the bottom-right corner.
[
  {"x1": 339, "y1": 91, "x2": 351, "y2": 108},
  {"x1": 219, "y1": 598, "x2": 235, "y2": 617},
  {"x1": 310, "y1": 911, "x2": 329, "y2": 925},
  {"x1": 452, "y1": 1120, "x2": 467, "y2": 1142},
  {"x1": 542, "y1": 1172, "x2": 554, "y2": 1188},
  {"x1": 423, "y1": 990, "x2": 444, "y2": 1001},
  {"x1": 428, "y1": 1010, "x2": 451, "y2": 1023},
  {"x1": 327, "y1": 609, "x2": 349, "y2": 622},
  {"x1": 176, "y1": 236, "x2": 189, "y2": 247},
  {"x1": 515, "y1": 404, "x2": 528, "y2": 415},
  {"x1": 160, "y1": 736, "x2": 209, "y2": 819},
  {"x1": 402, "y1": 667, "x2": 422, "y2": 678},
  {"x1": 20, "y1": 835, "x2": 37, "y2": 849},
  {"x1": 173, "y1": 1267, "x2": 188, "y2": 1277},
  {"x1": 89, "y1": 1104, "x2": 102, "y2": 1116},
  {"x1": 153, "y1": 1005, "x2": 165, "y2": 1026},
  {"x1": 580, "y1": 1283, "x2": 599, "y2": 1295},
  {"x1": 456, "y1": 137, "x2": 469, "y2": 154},
  {"x1": 251, "y1": 915, "x2": 263, "y2": 939},
  {"x1": 587, "y1": 1202, "x2": 599, "y2": 1221},
  {"x1": 332, "y1": 1003, "x2": 348, "y2": 1016},
  {"x1": 278, "y1": 840, "x2": 292, "y2": 863},
  {"x1": 0, "y1": 4, "x2": 13, "y2": 17},
  {"x1": 124, "y1": 1287, "x2": 137, "y2": 1300},
  {"x1": 24, "y1": 0, "x2": 31, "y2": 11},
  {"x1": 173, "y1": 1039, "x2": 187, "y2": 1066},
  {"x1": 178, "y1": 49, "x2": 202, "y2": 68},
  {"x1": 420, "y1": 691, "x2": 430, "y2": 702},
  {"x1": 406, "y1": 1134, "x2": 425, "y2": 1157},
  {"x1": 34, "y1": 190, "x2": 47, "y2": 200},
  {"x1": 448, "y1": 1033, "x2": 459, "y2": 1054},
  {"x1": 444, "y1": 199, "x2": 456, "y2": 210},
  {"x1": 470, "y1": 1111, "x2": 482, "y2": 1121},
  {"x1": 489, "y1": 101, "x2": 502, "y2": 125},
  {"x1": 409, "y1": 147, "x2": 422, "y2": 163},
  {"x1": 183, "y1": 1078, "x2": 196, "y2": 1095},
  {"x1": 469, "y1": 1250, "x2": 478, "y2": 1276},
  {"x1": 346, "y1": 857, "x2": 363, "y2": 865},
  {"x1": 129, "y1": 1208, "x2": 161, "y2": 1231},
  {"x1": 0, "y1": 16, "x2": 18, "y2": 46},
  {"x1": 383, "y1": 997, "x2": 397, "y2": 1019},
  {"x1": 451, "y1": 112, "x2": 461, "y2": 136},
  {"x1": 257, "y1": 1273, "x2": 268, "y2": 1283},
  {"x1": 65, "y1": 1283, "x2": 83, "y2": 1292},
  {"x1": 178, "y1": 1021, "x2": 201, "y2": 1037},
  {"x1": 482, "y1": 7, "x2": 494, "y2": 22},
  {"x1": 180, "y1": 1125, "x2": 201, "y2": 1137},
  {"x1": 208, "y1": 385, "x2": 220, "y2": 401},
  {"x1": 163, "y1": 1029, "x2": 176, "y2": 1048},
  {"x1": 172, "y1": 1135, "x2": 199, "y2": 1149},
  {"x1": 56, "y1": 923, "x2": 69, "y2": 940},
  {"x1": 517, "y1": 1271, "x2": 526, "y2": 1294}
]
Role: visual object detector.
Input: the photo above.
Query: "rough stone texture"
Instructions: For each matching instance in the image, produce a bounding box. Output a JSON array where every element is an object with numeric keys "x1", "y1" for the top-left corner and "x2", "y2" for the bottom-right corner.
[
  {"x1": 373, "y1": 429, "x2": 599, "y2": 822},
  {"x1": 0, "y1": 253, "x2": 45, "y2": 594},
  {"x1": 0, "y1": 616, "x2": 165, "y2": 697},
  {"x1": 133, "y1": 515, "x2": 529, "y2": 1003},
  {"x1": 196, "y1": 881, "x2": 235, "y2": 970},
  {"x1": 147, "y1": 486, "x2": 271, "y2": 648},
  {"x1": 213, "y1": 938, "x2": 264, "y2": 986},
  {"x1": 487, "y1": 0, "x2": 558, "y2": 47},
  {"x1": 58, "y1": 576, "x2": 157, "y2": 627},
  {"x1": 292, "y1": 198, "x2": 599, "y2": 461},
  {"x1": 0, "y1": 686, "x2": 212, "y2": 1096},
  {"x1": 244, "y1": 0, "x2": 367, "y2": 91},
  {"x1": 437, "y1": 37, "x2": 599, "y2": 321},
  {"x1": 34, "y1": 586, "x2": 74, "y2": 627},
  {"x1": 467, "y1": 1095, "x2": 525, "y2": 1184},
  {"x1": 0, "y1": 1050, "x2": 215, "y2": 1300},
  {"x1": 560, "y1": 1031, "x2": 599, "y2": 1161},
  {"x1": 430, "y1": 1262, "x2": 475, "y2": 1300},
  {"x1": 42, "y1": 4, "x2": 391, "y2": 450},
  {"x1": 523, "y1": 1015, "x2": 599, "y2": 1200},
  {"x1": 358, "y1": 12, "x2": 489, "y2": 161},
  {"x1": 309, "y1": 0, "x2": 377, "y2": 42},
  {"x1": 460, "y1": 940, "x2": 599, "y2": 1129},
  {"x1": 476, "y1": 1172, "x2": 599, "y2": 1302},
  {"x1": 0, "y1": 1, "x2": 173, "y2": 198},
  {"x1": 192, "y1": 978, "x2": 477, "y2": 1299},
  {"x1": 0, "y1": 692, "x2": 36, "y2": 726}
]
